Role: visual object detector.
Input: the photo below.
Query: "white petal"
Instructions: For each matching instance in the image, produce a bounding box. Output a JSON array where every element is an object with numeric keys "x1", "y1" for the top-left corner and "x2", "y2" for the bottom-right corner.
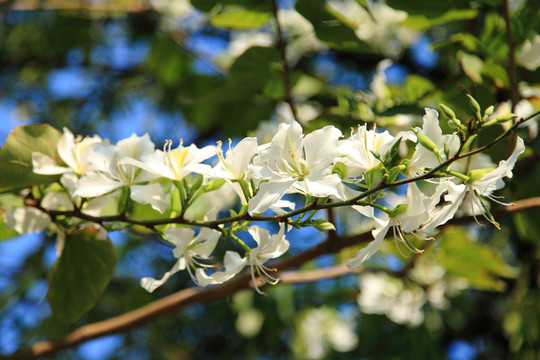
[
  {"x1": 32, "y1": 152, "x2": 68, "y2": 175},
  {"x1": 303, "y1": 125, "x2": 342, "y2": 168},
  {"x1": 130, "y1": 183, "x2": 167, "y2": 213},
  {"x1": 42, "y1": 192, "x2": 74, "y2": 211},
  {"x1": 140, "y1": 259, "x2": 184, "y2": 293},
  {"x1": 421, "y1": 182, "x2": 467, "y2": 234},
  {"x1": 116, "y1": 133, "x2": 155, "y2": 160},
  {"x1": 195, "y1": 251, "x2": 246, "y2": 287},
  {"x1": 347, "y1": 218, "x2": 390, "y2": 268},
  {"x1": 74, "y1": 172, "x2": 122, "y2": 198},
  {"x1": 248, "y1": 179, "x2": 296, "y2": 215},
  {"x1": 191, "y1": 228, "x2": 221, "y2": 258},
  {"x1": 3, "y1": 207, "x2": 50, "y2": 234},
  {"x1": 474, "y1": 137, "x2": 525, "y2": 195},
  {"x1": 165, "y1": 227, "x2": 196, "y2": 258},
  {"x1": 303, "y1": 172, "x2": 342, "y2": 198}
]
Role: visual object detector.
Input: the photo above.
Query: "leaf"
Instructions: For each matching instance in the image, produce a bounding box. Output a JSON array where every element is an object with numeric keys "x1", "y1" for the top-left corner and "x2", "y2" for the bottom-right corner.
[
  {"x1": 458, "y1": 51, "x2": 484, "y2": 83},
  {"x1": 387, "y1": 0, "x2": 477, "y2": 30},
  {"x1": 0, "y1": 124, "x2": 62, "y2": 192},
  {"x1": 403, "y1": 75, "x2": 435, "y2": 103},
  {"x1": 437, "y1": 226, "x2": 516, "y2": 291},
  {"x1": 47, "y1": 228, "x2": 116, "y2": 324},
  {"x1": 295, "y1": 0, "x2": 373, "y2": 53},
  {"x1": 0, "y1": 216, "x2": 18, "y2": 242},
  {"x1": 211, "y1": 7, "x2": 272, "y2": 29},
  {"x1": 228, "y1": 46, "x2": 280, "y2": 82},
  {"x1": 201, "y1": 178, "x2": 226, "y2": 193}
]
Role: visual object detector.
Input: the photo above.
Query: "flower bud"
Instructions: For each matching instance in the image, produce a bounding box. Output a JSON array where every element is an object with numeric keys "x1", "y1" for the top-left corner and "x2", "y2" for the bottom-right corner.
[
  {"x1": 466, "y1": 168, "x2": 495, "y2": 184},
  {"x1": 312, "y1": 219, "x2": 336, "y2": 232}
]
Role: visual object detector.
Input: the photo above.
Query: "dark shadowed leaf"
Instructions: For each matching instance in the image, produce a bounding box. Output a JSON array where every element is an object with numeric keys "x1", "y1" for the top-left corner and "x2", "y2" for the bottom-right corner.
[{"x1": 47, "y1": 228, "x2": 116, "y2": 324}]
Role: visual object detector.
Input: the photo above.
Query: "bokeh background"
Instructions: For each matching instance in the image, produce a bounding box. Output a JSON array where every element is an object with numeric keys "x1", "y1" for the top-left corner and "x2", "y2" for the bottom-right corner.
[{"x1": 1, "y1": 0, "x2": 539, "y2": 359}]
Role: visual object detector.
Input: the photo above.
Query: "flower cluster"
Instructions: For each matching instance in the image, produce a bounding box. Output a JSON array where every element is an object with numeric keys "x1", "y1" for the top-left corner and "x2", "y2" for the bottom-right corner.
[{"x1": 5, "y1": 103, "x2": 527, "y2": 293}]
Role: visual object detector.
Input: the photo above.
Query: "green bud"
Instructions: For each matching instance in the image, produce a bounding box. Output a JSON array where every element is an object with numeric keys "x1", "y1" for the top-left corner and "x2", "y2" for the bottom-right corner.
[
  {"x1": 332, "y1": 162, "x2": 348, "y2": 180},
  {"x1": 440, "y1": 104, "x2": 457, "y2": 119},
  {"x1": 389, "y1": 204, "x2": 409, "y2": 218},
  {"x1": 484, "y1": 105, "x2": 494, "y2": 119},
  {"x1": 466, "y1": 168, "x2": 495, "y2": 184},
  {"x1": 494, "y1": 113, "x2": 518, "y2": 123},
  {"x1": 312, "y1": 219, "x2": 336, "y2": 232},
  {"x1": 461, "y1": 134, "x2": 478, "y2": 152},
  {"x1": 467, "y1": 94, "x2": 481, "y2": 114},
  {"x1": 447, "y1": 119, "x2": 458, "y2": 129},
  {"x1": 412, "y1": 128, "x2": 439, "y2": 154}
]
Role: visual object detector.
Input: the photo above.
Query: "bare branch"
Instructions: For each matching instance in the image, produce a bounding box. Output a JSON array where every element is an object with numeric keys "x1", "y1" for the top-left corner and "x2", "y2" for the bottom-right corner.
[{"x1": 271, "y1": 0, "x2": 300, "y2": 124}]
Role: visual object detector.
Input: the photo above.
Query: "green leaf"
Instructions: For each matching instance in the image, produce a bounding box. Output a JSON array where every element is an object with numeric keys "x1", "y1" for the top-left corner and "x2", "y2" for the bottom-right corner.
[
  {"x1": 332, "y1": 162, "x2": 348, "y2": 180},
  {"x1": 211, "y1": 7, "x2": 272, "y2": 29},
  {"x1": 229, "y1": 46, "x2": 280, "y2": 82},
  {"x1": 458, "y1": 51, "x2": 484, "y2": 84},
  {"x1": 295, "y1": 0, "x2": 373, "y2": 53},
  {"x1": 0, "y1": 124, "x2": 63, "y2": 192},
  {"x1": 202, "y1": 178, "x2": 226, "y2": 193},
  {"x1": 47, "y1": 228, "x2": 116, "y2": 324},
  {"x1": 403, "y1": 75, "x2": 435, "y2": 103},
  {"x1": 387, "y1": 0, "x2": 477, "y2": 30},
  {"x1": 0, "y1": 216, "x2": 18, "y2": 241},
  {"x1": 438, "y1": 226, "x2": 516, "y2": 291}
]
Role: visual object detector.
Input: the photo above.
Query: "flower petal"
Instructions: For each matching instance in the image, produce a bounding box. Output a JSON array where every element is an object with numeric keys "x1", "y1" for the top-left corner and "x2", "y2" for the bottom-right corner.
[{"x1": 130, "y1": 183, "x2": 167, "y2": 214}]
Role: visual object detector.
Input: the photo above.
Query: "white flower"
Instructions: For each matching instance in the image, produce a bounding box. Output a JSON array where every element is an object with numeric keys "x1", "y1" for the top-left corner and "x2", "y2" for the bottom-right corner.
[
  {"x1": 337, "y1": 124, "x2": 396, "y2": 180},
  {"x1": 32, "y1": 127, "x2": 103, "y2": 176},
  {"x1": 422, "y1": 137, "x2": 526, "y2": 233},
  {"x1": 140, "y1": 227, "x2": 221, "y2": 292},
  {"x1": 327, "y1": 0, "x2": 419, "y2": 58},
  {"x1": 407, "y1": 108, "x2": 460, "y2": 177},
  {"x1": 74, "y1": 133, "x2": 167, "y2": 213},
  {"x1": 214, "y1": 137, "x2": 259, "y2": 181},
  {"x1": 245, "y1": 225, "x2": 289, "y2": 293},
  {"x1": 248, "y1": 121, "x2": 343, "y2": 214},
  {"x1": 517, "y1": 34, "x2": 540, "y2": 71},
  {"x1": 348, "y1": 182, "x2": 436, "y2": 267},
  {"x1": 358, "y1": 272, "x2": 426, "y2": 326},
  {"x1": 120, "y1": 139, "x2": 215, "y2": 182}
]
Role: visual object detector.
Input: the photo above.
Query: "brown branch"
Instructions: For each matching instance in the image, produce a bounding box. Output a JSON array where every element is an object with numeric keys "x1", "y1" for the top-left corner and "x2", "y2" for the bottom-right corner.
[
  {"x1": 280, "y1": 264, "x2": 364, "y2": 283},
  {"x1": 502, "y1": 0, "x2": 519, "y2": 112},
  {"x1": 5, "y1": 196, "x2": 540, "y2": 360},
  {"x1": 271, "y1": 0, "x2": 299, "y2": 124}
]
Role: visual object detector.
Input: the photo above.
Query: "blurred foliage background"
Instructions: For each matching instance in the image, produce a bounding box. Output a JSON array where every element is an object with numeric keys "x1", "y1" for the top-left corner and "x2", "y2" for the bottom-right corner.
[{"x1": 0, "y1": 0, "x2": 539, "y2": 359}]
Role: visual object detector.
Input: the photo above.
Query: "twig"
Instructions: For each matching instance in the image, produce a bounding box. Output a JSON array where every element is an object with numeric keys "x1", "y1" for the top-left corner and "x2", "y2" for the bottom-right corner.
[
  {"x1": 5, "y1": 196, "x2": 540, "y2": 360},
  {"x1": 502, "y1": 0, "x2": 519, "y2": 112},
  {"x1": 271, "y1": 0, "x2": 300, "y2": 124}
]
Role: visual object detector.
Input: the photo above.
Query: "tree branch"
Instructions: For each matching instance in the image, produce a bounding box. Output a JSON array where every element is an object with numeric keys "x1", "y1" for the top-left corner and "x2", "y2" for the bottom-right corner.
[
  {"x1": 5, "y1": 196, "x2": 540, "y2": 360},
  {"x1": 502, "y1": 0, "x2": 519, "y2": 112},
  {"x1": 271, "y1": 0, "x2": 299, "y2": 124}
]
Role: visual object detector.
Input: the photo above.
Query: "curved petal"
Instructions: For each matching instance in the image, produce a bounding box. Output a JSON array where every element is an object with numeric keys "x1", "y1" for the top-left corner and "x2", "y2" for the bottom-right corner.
[
  {"x1": 248, "y1": 179, "x2": 295, "y2": 215},
  {"x1": 165, "y1": 227, "x2": 196, "y2": 257},
  {"x1": 3, "y1": 207, "x2": 51, "y2": 234},
  {"x1": 74, "y1": 172, "x2": 122, "y2": 198},
  {"x1": 32, "y1": 152, "x2": 68, "y2": 175},
  {"x1": 347, "y1": 217, "x2": 390, "y2": 268},
  {"x1": 130, "y1": 183, "x2": 167, "y2": 214},
  {"x1": 140, "y1": 258, "x2": 184, "y2": 293}
]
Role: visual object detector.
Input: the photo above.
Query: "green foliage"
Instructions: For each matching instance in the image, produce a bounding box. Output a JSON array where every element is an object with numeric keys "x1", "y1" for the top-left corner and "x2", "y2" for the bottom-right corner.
[
  {"x1": 211, "y1": 7, "x2": 272, "y2": 29},
  {"x1": 47, "y1": 228, "x2": 116, "y2": 324},
  {"x1": 0, "y1": 124, "x2": 62, "y2": 192},
  {"x1": 438, "y1": 227, "x2": 516, "y2": 291}
]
